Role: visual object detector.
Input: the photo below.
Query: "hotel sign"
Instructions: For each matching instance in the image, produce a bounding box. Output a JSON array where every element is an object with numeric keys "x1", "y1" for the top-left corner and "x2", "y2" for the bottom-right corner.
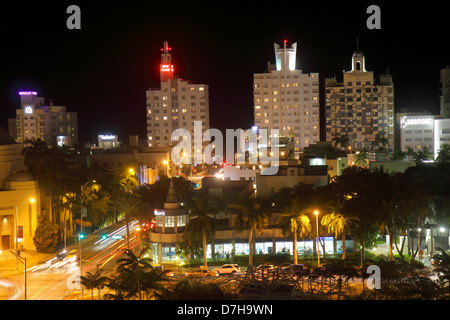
[{"x1": 400, "y1": 116, "x2": 433, "y2": 129}]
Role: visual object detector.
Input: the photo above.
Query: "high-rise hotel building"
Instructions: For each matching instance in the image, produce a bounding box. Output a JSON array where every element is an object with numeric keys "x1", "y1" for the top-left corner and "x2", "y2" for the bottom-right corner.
[
  {"x1": 325, "y1": 50, "x2": 394, "y2": 153},
  {"x1": 9, "y1": 91, "x2": 78, "y2": 147},
  {"x1": 253, "y1": 41, "x2": 320, "y2": 155},
  {"x1": 440, "y1": 66, "x2": 450, "y2": 118},
  {"x1": 146, "y1": 42, "x2": 210, "y2": 163}
]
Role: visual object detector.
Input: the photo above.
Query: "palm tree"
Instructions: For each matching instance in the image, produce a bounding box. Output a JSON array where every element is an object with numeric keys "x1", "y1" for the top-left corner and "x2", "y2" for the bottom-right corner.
[
  {"x1": 116, "y1": 248, "x2": 154, "y2": 300},
  {"x1": 321, "y1": 201, "x2": 359, "y2": 261},
  {"x1": 111, "y1": 191, "x2": 147, "y2": 249},
  {"x1": 228, "y1": 195, "x2": 271, "y2": 267},
  {"x1": 412, "y1": 145, "x2": 433, "y2": 163},
  {"x1": 186, "y1": 194, "x2": 221, "y2": 267},
  {"x1": 353, "y1": 150, "x2": 369, "y2": 168},
  {"x1": 278, "y1": 198, "x2": 311, "y2": 264},
  {"x1": 373, "y1": 132, "x2": 388, "y2": 152},
  {"x1": 405, "y1": 146, "x2": 415, "y2": 161},
  {"x1": 79, "y1": 269, "x2": 109, "y2": 300},
  {"x1": 435, "y1": 144, "x2": 450, "y2": 163},
  {"x1": 21, "y1": 138, "x2": 50, "y2": 177},
  {"x1": 390, "y1": 149, "x2": 406, "y2": 160},
  {"x1": 333, "y1": 134, "x2": 350, "y2": 150}
]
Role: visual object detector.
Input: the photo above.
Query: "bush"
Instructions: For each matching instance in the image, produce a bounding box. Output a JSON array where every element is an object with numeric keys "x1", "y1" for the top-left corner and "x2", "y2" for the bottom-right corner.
[{"x1": 33, "y1": 214, "x2": 59, "y2": 253}]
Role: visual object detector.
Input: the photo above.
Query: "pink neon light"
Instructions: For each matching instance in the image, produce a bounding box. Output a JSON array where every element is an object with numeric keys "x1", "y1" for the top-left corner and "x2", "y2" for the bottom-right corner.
[{"x1": 19, "y1": 91, "x2": 37, "y2": 96}]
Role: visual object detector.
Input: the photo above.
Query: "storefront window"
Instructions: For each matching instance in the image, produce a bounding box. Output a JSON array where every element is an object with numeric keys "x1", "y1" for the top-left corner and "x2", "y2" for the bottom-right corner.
[
  {"x1": 177, "y1": 215, "x2": 186, "y2": 227},
  {"x1": 156, "y1": 215, "x2": 163, "y2": 227},
  {"x1": 165, "y1": 215, "x2": 174, "y2": 227}
]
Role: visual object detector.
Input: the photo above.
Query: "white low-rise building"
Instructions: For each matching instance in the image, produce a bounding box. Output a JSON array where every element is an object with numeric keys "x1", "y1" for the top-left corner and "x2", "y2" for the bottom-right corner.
[{"x1": 398, "y1": 114, "x2": 450, "y2": 159}]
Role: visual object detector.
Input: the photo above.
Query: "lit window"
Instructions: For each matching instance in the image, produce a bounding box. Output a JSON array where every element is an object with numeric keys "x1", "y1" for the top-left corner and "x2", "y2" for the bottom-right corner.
[
  {"x1": 165, "y1": 216, "x2": 174, "y2": 227},
  {"x1": 177, "y1": 215, "x2": 186, "y2": 227},
  {"x1": 156, "y1": 216, "x2": 163, "y2": 227}
]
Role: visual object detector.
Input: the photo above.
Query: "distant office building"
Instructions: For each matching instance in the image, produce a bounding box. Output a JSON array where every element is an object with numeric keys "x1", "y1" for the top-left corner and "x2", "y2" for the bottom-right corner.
[
  {"x1": 398, "y1": 113, "x2": 450, "y2": 159},
  {"x1": 440, "y1": 66, "x2": 450, "y2": 118},
  {"x1": 98, "y1": 134, "x2": 118, "y2": 149},
  {"x1": 325, "y1": 50, "x2": 394, "y2": 153},
  {"x1": 146, "y1": 41, "x2": 210, "y2": 164},
  {"x1": 253, "y1": 41, "x2": 320, "y2": 156},
  {"x1": 9, "y1": 91, "x2": 78, "y2": 147}
]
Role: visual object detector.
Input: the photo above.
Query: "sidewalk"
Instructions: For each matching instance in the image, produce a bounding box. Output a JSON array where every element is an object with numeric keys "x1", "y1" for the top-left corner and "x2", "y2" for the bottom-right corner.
[
  {"x1": 0, "y1": 250, "x2": 52, "y2": 277},
  {"x1": 0, "y1": 250, "x2": 52, "y2": 300}
]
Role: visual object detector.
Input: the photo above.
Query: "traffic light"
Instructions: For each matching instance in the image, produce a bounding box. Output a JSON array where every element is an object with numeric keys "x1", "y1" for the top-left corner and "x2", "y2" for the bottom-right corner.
[
  {"x1": 79, "y1": 233, "x2": 85, "y2": 239},
  {"x1": 101, "y1": 234, "x2": 108, "y2": 240}
]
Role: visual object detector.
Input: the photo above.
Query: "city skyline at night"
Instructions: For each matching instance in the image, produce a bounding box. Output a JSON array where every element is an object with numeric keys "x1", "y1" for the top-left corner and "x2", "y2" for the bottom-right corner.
[{"x1": 0, "y1": 2, "x2": 447, "y2": 144}]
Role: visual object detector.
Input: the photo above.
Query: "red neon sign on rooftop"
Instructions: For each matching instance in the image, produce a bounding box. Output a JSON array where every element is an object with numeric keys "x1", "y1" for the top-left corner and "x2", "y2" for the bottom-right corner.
[{"x1": 161, "y1": 64, "x2": 174, "y2": 72}]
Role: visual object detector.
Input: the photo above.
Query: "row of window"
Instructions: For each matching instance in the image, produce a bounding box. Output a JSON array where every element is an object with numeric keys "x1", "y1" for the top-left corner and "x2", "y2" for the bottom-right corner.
[
  {"x1": 254, "y1": 81, "x2": 319, "y2": 87},
  {"x1": 404, "y1": 129, "x2": 433, "y2": 134},
  {"x1": 148, "y1": 94, "x2": 206, "y2": 101},
  {"x1": 255, "y1": 96, "x2": 318, "y2": 103},
  {"x1": 255, "y1": 89, "x2": 319, "y2": 95},
  {"x1": 326, "y1": 85, "x2": 393, "y2": 93},
  {"x1": 148, "y1": 115, "x2": 206, "y2": 121},
  {"x1": 255, "y1": 104, "x2": 319, "y2": 110},
  {"x1": 156, "y1": 215, "x2": 187, "y2": 228},
  {"x1": 158, "y1": 86, "x2": 205, "y2": 92}
]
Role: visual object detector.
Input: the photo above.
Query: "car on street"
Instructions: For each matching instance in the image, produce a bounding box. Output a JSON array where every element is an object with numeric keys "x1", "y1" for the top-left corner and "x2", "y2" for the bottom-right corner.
[
  {"x1": 431, "y1": 254, "x2": 443, "y2": 266},
  {"x1": 255, "y1": 264, "x2": 275, "y2": 274},
  {"x1": 155, "y1": 265, "x2": 175, "y2": 277},
  {"x1": 281, "y1": 264, "x2": 309, "y2": 277},
  {"x1": 185, "y1": 267, "x2": 218, "y2": 277},
  {"x1": 56, "y1": 249, "x2": 79, "y2": 261},
  {"x1": 213, "y1": 264, "x2": 240, "y2": 275}
]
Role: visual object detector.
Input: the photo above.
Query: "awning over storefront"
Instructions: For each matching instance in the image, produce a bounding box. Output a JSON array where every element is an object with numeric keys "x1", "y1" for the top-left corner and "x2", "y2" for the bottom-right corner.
[{"x1": 73, "y1": 219, "x2": 92, "y2": 227}]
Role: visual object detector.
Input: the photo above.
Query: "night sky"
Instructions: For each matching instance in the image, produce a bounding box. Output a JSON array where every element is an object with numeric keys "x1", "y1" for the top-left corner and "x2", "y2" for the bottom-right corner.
[{"x1": 0, "y1": 1, "x2": 447, "y2": 144}]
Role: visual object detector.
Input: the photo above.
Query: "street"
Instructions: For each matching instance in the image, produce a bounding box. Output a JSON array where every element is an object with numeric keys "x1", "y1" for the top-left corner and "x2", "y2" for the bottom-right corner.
[{"x1": 0, "y1": 219, "x2": 141, "y2": 300}]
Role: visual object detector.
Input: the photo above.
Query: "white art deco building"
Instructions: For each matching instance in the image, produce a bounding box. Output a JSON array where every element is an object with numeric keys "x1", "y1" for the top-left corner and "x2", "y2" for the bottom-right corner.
[{"x1": 253, "y1": 41, "x2": 320, "y2": 156}]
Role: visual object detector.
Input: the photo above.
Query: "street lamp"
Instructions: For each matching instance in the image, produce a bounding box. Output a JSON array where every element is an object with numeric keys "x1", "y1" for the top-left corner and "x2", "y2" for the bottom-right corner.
[
  {"x1": 314, "y1": 210, "x2": 320, "y2": 267},
  {"x1": 14, "y1": 198, "x2": 35, "y2": 270},
  {"x1": 8, "y1": 250, "x2": 27, "y2": 300}
]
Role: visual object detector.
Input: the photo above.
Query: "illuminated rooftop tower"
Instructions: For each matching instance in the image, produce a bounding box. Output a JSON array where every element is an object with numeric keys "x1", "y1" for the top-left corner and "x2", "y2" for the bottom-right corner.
[
  {"x1": 274, "y1": 40, "x2": 297, "y2": 71},
  {"x1": 160, "y1": 41, "x2": 174, "y2": 82}
]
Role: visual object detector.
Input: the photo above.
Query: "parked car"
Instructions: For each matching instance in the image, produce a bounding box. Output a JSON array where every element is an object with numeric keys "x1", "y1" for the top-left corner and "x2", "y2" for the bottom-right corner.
[
  {"x1": 256, "y1": 264, "x2": 275, "y2": 274},
  {"x1": 155, "y1": 265, "x2": 175, "y2": 277},
  {"x1": 185, "y1": 267, "x2": 218, "y2": 277},
  {"x1": 431, "y1": 254, "x2": 444, "y2": 266},
  {"x1": 282, "y1": 264, "x2": 309, "y2": 277},
  {"x1": 213, "y1": 264, "x2": 240, "y2": 275}
]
